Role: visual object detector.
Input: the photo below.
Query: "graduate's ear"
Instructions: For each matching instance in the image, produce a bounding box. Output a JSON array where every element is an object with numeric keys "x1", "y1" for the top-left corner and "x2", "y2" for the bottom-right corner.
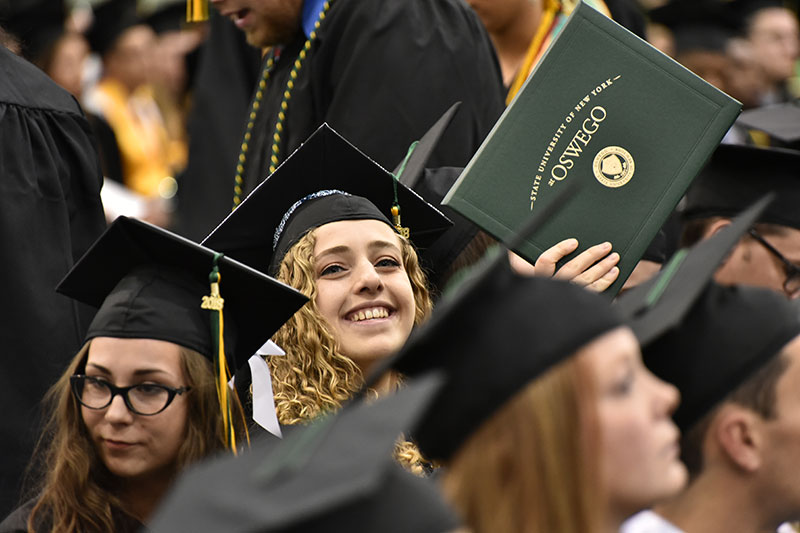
[
  {"x1": 714, "y1": 404, "x2": 763, "y2": 473},
  {"x1": 703, "y1": 218, "x2": 732, "y2": 239},
  {"x1": 702, "y1": 218, "x2": 739, "y2": 267}
]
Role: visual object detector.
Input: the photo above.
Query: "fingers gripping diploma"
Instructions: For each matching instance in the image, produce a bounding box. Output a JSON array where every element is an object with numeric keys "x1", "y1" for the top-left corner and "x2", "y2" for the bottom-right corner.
[{"x1": 507, "y1": 238, "x2": 620, "y2": 293}]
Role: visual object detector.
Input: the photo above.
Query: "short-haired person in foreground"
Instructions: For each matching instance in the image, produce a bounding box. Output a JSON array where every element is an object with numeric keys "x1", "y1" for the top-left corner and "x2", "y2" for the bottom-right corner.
[
  {"x1": 0, "y1": 218, "x2": 305, "y2": 533},
  {"x1": 380, "y1": 248, "x2": 687, "y2": 533},
  {"x1": 618, "y1": 198, "x2": 800, "y2": 533},
  {"x1": 681, "y1": 144, "x2": 800, "y2": 299}
]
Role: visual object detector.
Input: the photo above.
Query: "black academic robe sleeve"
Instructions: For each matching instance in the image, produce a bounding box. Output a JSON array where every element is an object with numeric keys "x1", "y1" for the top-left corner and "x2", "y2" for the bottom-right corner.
[
  {"x1": 309, "y1": 0, "x2": 506, "y2": 170},
  {"x1": 0, "y1": 498, "x2": 145, "y2": 533},
  {"x1": 173, "y1": 10, "x2": 262, "y2": 241},
  {"x1": 239, "y1": 0, "x2": 505, "y2": 198},
  {"x1": 0, "y1": 46, "x2": 106, "y2": 517}
]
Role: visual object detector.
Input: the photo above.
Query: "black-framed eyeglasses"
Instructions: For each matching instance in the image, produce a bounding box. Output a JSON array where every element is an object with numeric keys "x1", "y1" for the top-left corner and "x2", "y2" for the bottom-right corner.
[
  {"x1": 70, "y1": 375, "x2": 191, "y2": 416},
  {"x1": 748, "y1": 229, "x2": 800, "y2": 296}
]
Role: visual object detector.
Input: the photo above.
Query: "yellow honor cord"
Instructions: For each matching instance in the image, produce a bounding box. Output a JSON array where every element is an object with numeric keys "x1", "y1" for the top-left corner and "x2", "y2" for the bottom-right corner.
[{"x1": 506, "y1": 0, "x2": 559, "y2": 105}]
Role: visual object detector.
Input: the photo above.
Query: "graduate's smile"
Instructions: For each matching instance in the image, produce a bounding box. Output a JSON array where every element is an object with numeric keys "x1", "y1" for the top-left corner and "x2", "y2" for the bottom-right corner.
[
  {"x1": 313, "y1": 220, "x2": 416, "y2": 371},
  {"x1": 345, "y1": 304, "x2": 393, "y2": 323}
]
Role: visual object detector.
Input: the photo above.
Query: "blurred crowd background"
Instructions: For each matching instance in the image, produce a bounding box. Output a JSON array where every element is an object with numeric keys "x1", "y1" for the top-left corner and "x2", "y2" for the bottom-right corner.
[{"x1": 0, "y1": 0, "x2": 797, "y2": 235}]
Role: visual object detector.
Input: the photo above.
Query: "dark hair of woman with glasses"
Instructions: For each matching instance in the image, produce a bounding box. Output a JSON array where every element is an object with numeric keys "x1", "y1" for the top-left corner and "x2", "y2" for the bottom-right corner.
[{"x1": 0, "y1": 218, "x2": 306, "y2": 533}]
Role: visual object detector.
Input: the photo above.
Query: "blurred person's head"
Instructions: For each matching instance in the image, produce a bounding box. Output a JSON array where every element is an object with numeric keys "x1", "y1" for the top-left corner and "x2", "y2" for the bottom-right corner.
[
  {"x1": 745, "y1": 5, "x2": 800, "y2": 85},
  {"x1": 45, "y1": 32, "x2": 90, "y2": 98},
  {"x1": 726, "y1": 37, "x2": 770, "y2": 108},
  {"x1": 87, "y1": 0, "x2": 156, "y2": 91},
  {"x1": 672, "y1": 25, "x2": 733, "y2": 92},
  {"x1": 646, "y1": 22, "x2": 675, "y2": 57},
  {"x1": 101, "y1": 24, "x2": 156, "y2": 91},
  {"x1": 143, "y1": 3, "x2": 205, "y2": 99}
]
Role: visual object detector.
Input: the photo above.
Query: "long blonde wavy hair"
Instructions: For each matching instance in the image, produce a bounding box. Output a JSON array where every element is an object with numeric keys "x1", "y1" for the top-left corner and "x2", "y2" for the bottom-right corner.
[
  {"x1": 24, "y1": 342, "x2": 237, "y2": 533},
  {"x1": 270, "y1": 227, "x2": 432, "y2": 425},
  {"x1": 442, "y1": 356, "x2": 604, "y2": 533}
]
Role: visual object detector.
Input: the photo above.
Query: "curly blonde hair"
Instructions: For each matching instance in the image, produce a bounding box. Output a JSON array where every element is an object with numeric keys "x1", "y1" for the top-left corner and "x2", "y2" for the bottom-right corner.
[{"x1": 270, "y1": 227, "x2": 433, "y2": 426}]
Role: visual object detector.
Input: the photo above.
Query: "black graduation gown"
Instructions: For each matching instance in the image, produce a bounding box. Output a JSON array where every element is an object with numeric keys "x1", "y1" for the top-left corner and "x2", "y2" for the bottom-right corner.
[
  {"x1": 237, "y1": 0, "x2": 506, "y2": 201},
  {"x1": 0, "y1": 46, "x2": 106, "y2": 517},
  {"x1": 173, "y1": 11, "x2": 262, "y2": 241},
  {"x1": 0, "y1": 499, "x2": 145, "y2": 533}
]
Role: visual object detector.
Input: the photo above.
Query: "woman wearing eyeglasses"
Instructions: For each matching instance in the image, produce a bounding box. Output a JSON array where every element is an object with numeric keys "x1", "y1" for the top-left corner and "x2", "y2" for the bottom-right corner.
[{"x1": 0, "y1": 217, "x2": 305, "y2": 533}]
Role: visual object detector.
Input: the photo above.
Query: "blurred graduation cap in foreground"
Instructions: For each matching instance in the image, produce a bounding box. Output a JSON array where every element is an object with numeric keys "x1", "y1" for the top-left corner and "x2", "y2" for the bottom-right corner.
[
  {"x1": 738, "y1": 100, "x2": 800, "y2": 148},
  {"x1": 617, "y1": 194, "x2": 800, "y2": 431},
  {"x1": 203, "y1": 124, "x2": 452, "y2": 275},
  {"x1": 149, "y1": 372, "x2": 461, "y2": 533}
]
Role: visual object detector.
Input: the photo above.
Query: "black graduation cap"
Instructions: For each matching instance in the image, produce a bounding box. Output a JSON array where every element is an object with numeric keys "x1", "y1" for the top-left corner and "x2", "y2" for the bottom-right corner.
[
  {"x1": 203, "y1": 124, "x2": 452, "y2": 275},
  {"x1": 614, "y1": 195, "x2": 800, "y2": 431},
  {"x1": 648, "y1": 0, "x2": 743, "y2": 57},
  {"x1": 645, "y1": 282, "x2": 800, "y2": 432},
  {"x1": 387, "y1": 102, "x2": 480, "y2": 295},
  {"x1": 650, "y1": 1, "x2": 741, "y2": 29},
  {"x1": 57, "y1": 216, "x2": 308, "y2": 374},
  {"x1": 394, "y1": 101, "x2": 461, "y2": 189},
  {"x1": 682, "y1": 143, "x2": 800, "y2": 230},
  {"x1": 86, "y1": 0, "x2": 140, "y2": 55},
  {"x1": 149, "y1": 372, "x2": 460, "y2": 533},
  {"x1": 141, "y1": 0, "x2": 186, "y2": 34},
  {"x1": 738, "y1": 100, "x2": 800, "y2": 147},
  {"x1": 412, "y1": 167, "x2": 480, "y2": 295}
]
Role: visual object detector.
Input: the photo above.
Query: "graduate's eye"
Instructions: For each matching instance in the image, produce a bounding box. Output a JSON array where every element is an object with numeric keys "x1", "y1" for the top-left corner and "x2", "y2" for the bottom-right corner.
[
  {"x1": 319, "y1": 264, "x2": 345, "y2": 277},
  {"x1": 611, "y1": 368, "x2": 635, "y2": 396},
  {"x1": 375, "y1": 257, "x2": 401, "y2": 269}
]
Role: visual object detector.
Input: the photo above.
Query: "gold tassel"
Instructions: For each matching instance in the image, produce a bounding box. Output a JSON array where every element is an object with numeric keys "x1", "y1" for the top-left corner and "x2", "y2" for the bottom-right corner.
[
  {"x1": 202, "y1": 260, "x2": 250, "y2": 454},
  {"x1": 391, "y1": 205, "x2": 410, "y2": 239},
  {"x1": 186, "y1": 0, "x2": 208, "y2": 22}
]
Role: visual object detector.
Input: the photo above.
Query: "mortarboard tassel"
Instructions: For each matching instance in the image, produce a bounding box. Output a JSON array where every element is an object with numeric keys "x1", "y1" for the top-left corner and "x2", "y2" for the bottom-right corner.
[
  {"x1": 186, "y1": 0, "x2": 208, "y2": 22},
  {"x1": 390, "y1": 142, "x2": 418, "y2": 239},
  {"x1": 202, "y1": 254, "x2": 249, "y2": 454}
]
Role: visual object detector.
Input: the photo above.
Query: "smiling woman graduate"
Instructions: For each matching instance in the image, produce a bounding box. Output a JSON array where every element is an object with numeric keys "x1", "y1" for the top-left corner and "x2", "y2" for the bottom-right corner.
[
  {"x1": 0, "y1": 217, "x2": 306, "y2": 533},
  {"x1": 203, "y1": 125, "x2": 451, "y2": 470}
]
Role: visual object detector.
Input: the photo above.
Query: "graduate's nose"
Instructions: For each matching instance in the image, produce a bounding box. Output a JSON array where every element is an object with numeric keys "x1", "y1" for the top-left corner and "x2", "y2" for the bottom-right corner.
[{"x1": 354, "y1": 262, "x2": 383, "y2": 294}]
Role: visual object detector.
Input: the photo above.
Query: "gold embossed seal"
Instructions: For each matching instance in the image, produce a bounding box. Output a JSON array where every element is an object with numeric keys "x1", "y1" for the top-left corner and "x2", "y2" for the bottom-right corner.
[{"x1": 593, "y1": 146, "x2": 635, "y2": 188}]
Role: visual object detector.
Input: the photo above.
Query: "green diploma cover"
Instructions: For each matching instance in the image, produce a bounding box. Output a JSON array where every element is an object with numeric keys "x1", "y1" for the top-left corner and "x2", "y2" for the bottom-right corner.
[{"x1": 442, "y1": 1, "x2": 741, "y2": 295}]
